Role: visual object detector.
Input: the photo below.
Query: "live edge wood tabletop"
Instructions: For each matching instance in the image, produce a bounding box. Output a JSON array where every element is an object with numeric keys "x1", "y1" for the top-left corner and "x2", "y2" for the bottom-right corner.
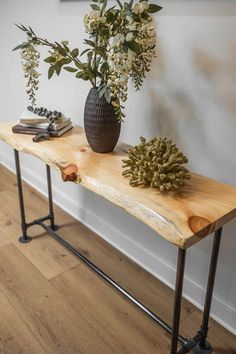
[{"x1": 1, "y1": 121, "x2": 236, "y2": 250}]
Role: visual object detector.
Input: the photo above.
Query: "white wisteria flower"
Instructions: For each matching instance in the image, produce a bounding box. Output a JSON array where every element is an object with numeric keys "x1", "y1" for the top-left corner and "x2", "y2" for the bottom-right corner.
[
  {"x1": 126, "y1": 32, "x2": 135, "y2": 42},
  {"x1": 84, "y1": 10, "x2": 106, "y2": 33},
  {"x1": 104, "y1": 3, "x2": 159, "y2": 119},
  {"x1": 20, "y1": 40, "x2": 40, "y2": 107},
  {"x1": 108, "y1": 34, "x2": 125, "y2": 47},
  {"x1": 133, "y1": 1, "x2": 149, "y2": 14}
]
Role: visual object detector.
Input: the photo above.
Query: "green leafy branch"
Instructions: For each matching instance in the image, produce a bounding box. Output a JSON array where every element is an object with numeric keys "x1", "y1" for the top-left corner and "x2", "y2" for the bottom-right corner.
[{"x1": 13, "y1": 24, "x2": 96, "y2": 86}]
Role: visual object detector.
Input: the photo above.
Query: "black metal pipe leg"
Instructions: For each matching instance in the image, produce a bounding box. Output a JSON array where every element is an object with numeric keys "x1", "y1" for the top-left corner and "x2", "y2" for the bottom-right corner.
[
  {"x1": 14, "y1": 149, "x2": 32, "y2": 243},
  {"x1": 46, "y1": 165, "x2": 58, "y2": 231},
  {"x1": 170, "y1": 248, "x2": 186, "y2": 354},
  {"x1": 194, "y1": 228, "x2": 222, "y2": 354}
]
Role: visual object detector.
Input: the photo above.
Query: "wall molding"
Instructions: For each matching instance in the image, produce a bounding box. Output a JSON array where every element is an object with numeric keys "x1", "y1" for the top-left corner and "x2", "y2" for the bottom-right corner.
[{"x1": 1, "y1": 151, "x2": 235, "y2": 335}]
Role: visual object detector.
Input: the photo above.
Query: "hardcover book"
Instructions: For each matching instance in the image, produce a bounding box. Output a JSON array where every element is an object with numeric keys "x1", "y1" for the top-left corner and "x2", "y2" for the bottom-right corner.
[{"x1": 12, "y1": 123, "x2": 73, "y2": 137}]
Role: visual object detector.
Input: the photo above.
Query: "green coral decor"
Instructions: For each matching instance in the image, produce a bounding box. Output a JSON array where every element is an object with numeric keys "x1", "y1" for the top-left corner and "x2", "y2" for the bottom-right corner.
[{"x1": 122, "y1": 137, "x2": 191, "y2": 192}]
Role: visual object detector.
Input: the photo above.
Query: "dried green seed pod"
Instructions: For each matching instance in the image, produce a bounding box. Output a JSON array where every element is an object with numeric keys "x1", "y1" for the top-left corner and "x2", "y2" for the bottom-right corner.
[{"x1": 122, "y1": 137, "x2": 191, "y2": 192}]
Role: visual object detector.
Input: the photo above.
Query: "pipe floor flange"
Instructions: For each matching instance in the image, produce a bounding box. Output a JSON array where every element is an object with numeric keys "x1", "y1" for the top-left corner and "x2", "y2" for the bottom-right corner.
[
  {"x1": 19, "y1": 235, "x2": 32, "y2": 243},
  {"x1": 51, "y1": 224, "x2": 59, "y2": 231},
  {"x1": 194, "y1": 341, "x2": 212, "y2": 354}
]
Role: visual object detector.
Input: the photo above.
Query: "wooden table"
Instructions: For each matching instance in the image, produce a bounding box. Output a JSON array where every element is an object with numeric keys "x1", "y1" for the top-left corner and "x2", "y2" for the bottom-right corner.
[{"x1": 1, "y1": 122, "x2": 236, "y2": 354}]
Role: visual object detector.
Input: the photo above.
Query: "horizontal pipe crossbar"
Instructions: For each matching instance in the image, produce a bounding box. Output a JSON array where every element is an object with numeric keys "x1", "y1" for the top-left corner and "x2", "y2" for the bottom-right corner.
[
  {"x1": 38, "y1": 220, "x2": 187, "y2": 345},
  {"x1": 26, "y1": 214, "x2": 51, "y2": 228}
]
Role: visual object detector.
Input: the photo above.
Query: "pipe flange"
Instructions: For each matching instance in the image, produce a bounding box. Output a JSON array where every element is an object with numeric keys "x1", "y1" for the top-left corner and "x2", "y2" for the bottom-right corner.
[{"x1": 194, "y1": 341, "x2": 212, "y2": 354}]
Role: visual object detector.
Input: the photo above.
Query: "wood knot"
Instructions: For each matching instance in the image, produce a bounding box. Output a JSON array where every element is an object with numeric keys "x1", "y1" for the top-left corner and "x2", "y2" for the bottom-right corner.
[
  {"x1": 61, "y1": 164, "x2": 78, "y2": 182},
  {"x1": 188, "y1": 216, "x2": 212, "y2": 238}
]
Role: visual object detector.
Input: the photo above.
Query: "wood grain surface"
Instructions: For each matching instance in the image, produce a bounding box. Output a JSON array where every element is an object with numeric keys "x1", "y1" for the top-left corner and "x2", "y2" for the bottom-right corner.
[
  {"x1": 0, "y1": 165, "x2": 235, "y2": 353},
  {"x1": 1, "y1": 122, "x2": 236, "y2": 248}
]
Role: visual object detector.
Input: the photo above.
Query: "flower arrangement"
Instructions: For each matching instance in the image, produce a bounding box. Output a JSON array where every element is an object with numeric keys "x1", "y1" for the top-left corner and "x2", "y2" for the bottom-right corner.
[{"x1": 14, "y1": 0, "x2": 162, "y2": 120}]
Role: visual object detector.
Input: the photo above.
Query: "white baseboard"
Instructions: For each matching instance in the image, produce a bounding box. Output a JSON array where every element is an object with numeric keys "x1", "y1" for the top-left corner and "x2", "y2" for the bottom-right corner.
[{"x1": 1, "y1": 151, "x2": 235, "y2": 335}]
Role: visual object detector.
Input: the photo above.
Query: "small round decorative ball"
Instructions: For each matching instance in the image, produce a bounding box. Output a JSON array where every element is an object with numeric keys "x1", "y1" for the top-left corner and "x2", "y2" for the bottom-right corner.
[{"x1": 122, "y1": 136, "x2": 191, "y2": 192}]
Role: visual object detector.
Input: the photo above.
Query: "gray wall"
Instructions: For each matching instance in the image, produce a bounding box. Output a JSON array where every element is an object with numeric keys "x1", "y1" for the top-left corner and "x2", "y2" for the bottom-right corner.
[{"x1": 0, "y1": 0, "x2": 235, "y2": 333}]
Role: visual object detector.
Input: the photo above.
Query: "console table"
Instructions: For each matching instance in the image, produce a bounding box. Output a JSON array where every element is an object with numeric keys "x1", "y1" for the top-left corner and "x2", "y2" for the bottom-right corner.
[{"x1": 0, "y1": 122, "x2": 236, "y2": 354}]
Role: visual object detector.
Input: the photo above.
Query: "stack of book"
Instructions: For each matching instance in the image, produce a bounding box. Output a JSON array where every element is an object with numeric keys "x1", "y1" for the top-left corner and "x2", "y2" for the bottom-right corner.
[{"x1": 12, "y1": 108, "x2": 73, "y2": 137}]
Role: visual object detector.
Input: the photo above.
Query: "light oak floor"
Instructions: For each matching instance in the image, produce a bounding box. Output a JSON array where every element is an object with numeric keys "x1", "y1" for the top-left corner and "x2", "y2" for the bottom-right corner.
[{"x1": 0, "y1": 164, "x2": 235, "y2": 354}]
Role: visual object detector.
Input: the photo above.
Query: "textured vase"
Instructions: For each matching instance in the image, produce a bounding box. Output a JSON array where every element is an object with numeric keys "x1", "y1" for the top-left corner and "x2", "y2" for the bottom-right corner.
[{"x1": 84, "y1": 88, "x2": 121, "y2": 153}]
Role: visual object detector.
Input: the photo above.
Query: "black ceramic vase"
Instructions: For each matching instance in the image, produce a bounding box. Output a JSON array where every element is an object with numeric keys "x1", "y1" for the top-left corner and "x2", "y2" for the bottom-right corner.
[{"x1": 84, "y1": 88, "x2": 121, "y2": 153}]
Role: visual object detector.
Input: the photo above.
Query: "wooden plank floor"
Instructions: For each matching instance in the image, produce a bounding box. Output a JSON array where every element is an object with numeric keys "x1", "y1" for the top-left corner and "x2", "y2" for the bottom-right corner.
[{"x1": 0, "y1": 164, "x2": 235, "y2": 354}]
